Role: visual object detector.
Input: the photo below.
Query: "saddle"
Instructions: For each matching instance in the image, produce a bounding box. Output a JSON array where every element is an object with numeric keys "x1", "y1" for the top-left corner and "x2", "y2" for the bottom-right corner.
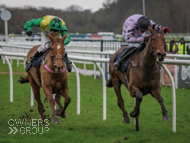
[
  {"x1": 120, "y1": 49, "x2": 139, "y2": 73},
  {"x1": 114, "y1": 41, "x2": 147, "y2": 73},
  {"x1": 32, "y1": 56, "x2": 43, "y2": 68},
  {"x1": 114, "y1": 47, "x2": 139, "y2": 73}
]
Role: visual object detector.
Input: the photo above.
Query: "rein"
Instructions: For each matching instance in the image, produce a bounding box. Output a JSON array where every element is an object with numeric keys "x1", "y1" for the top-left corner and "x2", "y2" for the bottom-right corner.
[
  {"x1": 130, "y1": 30, "x2": 166, "y2": 71},
  {"x1": 130, "y1": 53, "x2": 159, "y2": 72}
]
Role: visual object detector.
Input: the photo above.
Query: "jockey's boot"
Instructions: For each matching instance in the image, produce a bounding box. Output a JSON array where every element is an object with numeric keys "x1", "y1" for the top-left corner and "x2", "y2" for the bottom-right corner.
[
  {"x1": 65, "y1": 53, "x2": 72, "y2": 72},
  {"x1": 106, "y1": 78, "x2": 113, "y2": 87},
  {"x1": 114, "y1": 47, "x2": 137, "y2": 73},
  {"x1": 25, "y1": 50, "x2": 42, "y2": 72}
]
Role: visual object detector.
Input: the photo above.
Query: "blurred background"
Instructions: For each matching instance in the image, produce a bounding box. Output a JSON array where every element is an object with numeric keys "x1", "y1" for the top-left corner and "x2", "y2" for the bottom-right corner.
[{"x1": 0, "y1": 0, "x2": 190, "y2": 42}]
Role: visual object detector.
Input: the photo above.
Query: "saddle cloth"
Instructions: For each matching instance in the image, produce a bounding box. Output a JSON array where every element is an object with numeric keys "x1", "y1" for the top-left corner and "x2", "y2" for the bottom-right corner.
[
  {"x1": 32, "y1": 56, "x2": 43, "y2": 68},
  {"x1": 31, "y1": 51, "x2": 48, "y2": 68}
]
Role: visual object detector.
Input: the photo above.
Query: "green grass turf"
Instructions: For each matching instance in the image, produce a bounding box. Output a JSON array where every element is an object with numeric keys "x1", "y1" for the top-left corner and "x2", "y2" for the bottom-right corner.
[
  {"x1": 0, "y1": 60, "x2": 190, "y2": 143},
  {"x1": 73, "y1": 62, "x2": 99, "y2": 71}
]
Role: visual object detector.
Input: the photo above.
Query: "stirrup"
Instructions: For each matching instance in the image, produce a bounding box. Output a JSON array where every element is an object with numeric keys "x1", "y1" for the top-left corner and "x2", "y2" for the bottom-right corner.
[{"x1": 106, "y1": 79, "x2": 113, "y2": 87}]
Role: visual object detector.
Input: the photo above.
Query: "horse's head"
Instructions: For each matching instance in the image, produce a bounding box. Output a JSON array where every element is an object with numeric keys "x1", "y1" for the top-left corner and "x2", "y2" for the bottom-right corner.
[
  {"x1": 48, "y1": 33, "x2": 67, "y2": 72},
  {"x1": 148, "y1": 27, "x2": 166, "y2": 61}
]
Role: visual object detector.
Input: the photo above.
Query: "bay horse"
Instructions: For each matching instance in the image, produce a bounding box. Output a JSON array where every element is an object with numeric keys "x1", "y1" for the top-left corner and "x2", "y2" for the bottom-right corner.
[
  {"x1": 108, "y1": 27, "x2": 171, "y2": 131},
  {"x1": 18, "y1": 33, "x2": 71, "y2": 124}
]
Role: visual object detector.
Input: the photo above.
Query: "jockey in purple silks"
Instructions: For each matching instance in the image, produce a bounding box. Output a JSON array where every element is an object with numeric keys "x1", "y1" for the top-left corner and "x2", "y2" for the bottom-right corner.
[{"x1": 114, "y1": 14, "x2": 170, "y2": 72}]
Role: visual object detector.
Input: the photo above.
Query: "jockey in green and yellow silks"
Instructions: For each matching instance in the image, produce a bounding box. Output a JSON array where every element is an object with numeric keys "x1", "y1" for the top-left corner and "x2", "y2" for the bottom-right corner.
[
  {"x1": 24, "y1": 15, "x2": 70, "y2": 45},
  {"x1": 24, "y1": 15, "x2": 72, "y2": 72}
]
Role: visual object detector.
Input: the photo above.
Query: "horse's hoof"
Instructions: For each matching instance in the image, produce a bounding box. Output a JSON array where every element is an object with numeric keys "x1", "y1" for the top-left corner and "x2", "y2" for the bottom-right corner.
[
  {"x1": 163, "y1": 112, "x2": 171, "y2": 121},
  {"x1": 163, "y1": 115, "x2": 171, "y2": 121},
  {"x1": 136, "y1": 128, "x2": 140, "y2": 132},
  {"x1": 130, "y1": 111, "x2": 139, "y2": 118},
  {"x1": 52, "y1": 118, "x2": 59, "y2": 124},
  {"x1": 123, "y1": 117, "x2": 130, "y2": 124},
  {"x1": 60, "y1": 113, "x2": 67, "y2": 118}
]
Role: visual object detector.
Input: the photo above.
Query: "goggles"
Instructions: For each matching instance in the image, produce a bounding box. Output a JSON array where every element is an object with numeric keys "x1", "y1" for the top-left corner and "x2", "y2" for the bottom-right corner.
[{"x1": 50, "y1": 29, "x2": 59, "y2": 32}]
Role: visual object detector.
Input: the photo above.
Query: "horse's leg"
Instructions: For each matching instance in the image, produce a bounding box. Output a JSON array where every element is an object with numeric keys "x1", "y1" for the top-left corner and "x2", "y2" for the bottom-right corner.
[
  {"x1": 135, "y1": 115, "x2": 140, "y2": 131},
  {"x1": 29, "y1": 75, "x2": 45, "y2": 124},
  {"x1": 130, "y1": 86, "x2": 143, "y2": 118},
  {"x1": 129, "y1": 86, "x2": 143, "y2": 132},
  {"x1": 112, "y1": 77, "x2": 130, "y2": 123},
  {"x1": 55, "y1": 93, "x2": 63, "y2": 116},
  {"x1": 42, "y1": 86, "x2": 59, "y2": 124},
  {"x1": 59, "y1": 86, "x2": 71, "y2": 118},
  {"x1": 151, "y1": 87, "x2": 171, "y2": 121}
]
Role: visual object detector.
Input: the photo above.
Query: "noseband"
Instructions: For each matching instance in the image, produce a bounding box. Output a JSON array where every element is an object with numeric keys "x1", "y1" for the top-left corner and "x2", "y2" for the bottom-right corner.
[{"x1": 148, "y1": 31, "x2": 165, "y2": 56}]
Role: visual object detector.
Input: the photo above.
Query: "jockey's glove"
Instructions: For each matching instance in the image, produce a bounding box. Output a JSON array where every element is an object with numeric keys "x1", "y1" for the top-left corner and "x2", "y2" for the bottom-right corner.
[
  {"x1": 144, "y1": 35, "x2": 149, "y2": 42},
  {"x1": 27, "y1": 31, "x2": 33, "y2": 36},
  {"x1": 164, "y1": 27, "x2": 170, "y2": 33}
]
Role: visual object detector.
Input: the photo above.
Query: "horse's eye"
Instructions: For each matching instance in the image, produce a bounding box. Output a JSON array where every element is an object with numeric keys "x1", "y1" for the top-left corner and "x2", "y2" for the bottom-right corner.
[
  {"x1": 51, "y1": 49, "x2": 54, "y2": 51},
  {"x1": 152, "y1": 38, "x2": 155, "y2": 41}
]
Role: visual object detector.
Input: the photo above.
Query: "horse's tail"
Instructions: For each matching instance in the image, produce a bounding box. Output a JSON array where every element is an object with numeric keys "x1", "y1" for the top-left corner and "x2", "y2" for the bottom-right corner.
[{"x1": 18, "y1": 76, "x2": 29, "y2": 83}]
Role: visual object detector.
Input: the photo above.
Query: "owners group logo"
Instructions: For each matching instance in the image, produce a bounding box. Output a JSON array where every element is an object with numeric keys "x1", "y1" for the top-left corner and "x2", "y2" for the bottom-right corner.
[{"x1": 8, "y1": 119, "x2": 49, "y2": 134}]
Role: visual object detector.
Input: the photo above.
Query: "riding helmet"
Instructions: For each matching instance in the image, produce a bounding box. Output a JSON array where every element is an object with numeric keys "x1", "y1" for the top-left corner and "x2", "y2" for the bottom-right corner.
[
  {"x1": 137, "y1": 16, "x2": 150, "y2": 32},
  {"x1": 50, "y1": 18, "x2": 62, "y2": 31}
]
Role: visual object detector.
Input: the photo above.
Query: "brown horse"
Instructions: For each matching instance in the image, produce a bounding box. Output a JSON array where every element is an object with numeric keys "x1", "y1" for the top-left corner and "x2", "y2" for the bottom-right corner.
[
  {"x1": 108, "y1": 27, "x2": 171, "y2": 131},
  {"x1": 18, "y1": 33, "x2": 71, "y2": 124}
]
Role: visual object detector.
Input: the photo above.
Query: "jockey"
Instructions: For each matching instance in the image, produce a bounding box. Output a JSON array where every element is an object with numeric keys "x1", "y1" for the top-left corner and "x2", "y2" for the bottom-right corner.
[
  {"x1": 114, "y1": 14, "x2": 170, "y2": 72},
  {"x1": 24, "y1": 15, "x2": 72, "y2": 72}
]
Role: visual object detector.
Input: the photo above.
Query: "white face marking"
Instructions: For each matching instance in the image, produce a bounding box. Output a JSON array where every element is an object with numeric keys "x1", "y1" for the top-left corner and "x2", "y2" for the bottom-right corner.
[
  {"x1": 57, "y1": 44, "x2": 61, "y2": 50},
  {"x1": 158, "y1": 34, "x2": 161, "y2": 36}
]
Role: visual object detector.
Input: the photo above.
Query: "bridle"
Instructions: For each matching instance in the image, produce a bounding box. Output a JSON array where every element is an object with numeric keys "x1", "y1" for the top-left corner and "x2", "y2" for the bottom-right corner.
[
  {"x1": 131, "y1": 30, "x2": 167, "y2": 70},
  {"x1": 42, "y1": 41, "x2": 66, "y2": 73},
  {"x1": 148, "y1": 31, "x2": 165, "y2": 56},
  {"x1": 50, "y1": 41, "x2": 66, "y2": 68}
]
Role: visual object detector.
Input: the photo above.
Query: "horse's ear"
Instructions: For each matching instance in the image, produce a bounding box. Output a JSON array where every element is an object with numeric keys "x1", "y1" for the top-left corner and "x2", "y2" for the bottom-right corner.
[
  {"x1": 148, "y1": 26, "x2": 154, "y2": 33},
  {"x1": 48, "y1": 33, "x2": 54, "y2": 41},
  {"x1": 61, "y1": 34, "x2": 67, "y2": 43}
]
